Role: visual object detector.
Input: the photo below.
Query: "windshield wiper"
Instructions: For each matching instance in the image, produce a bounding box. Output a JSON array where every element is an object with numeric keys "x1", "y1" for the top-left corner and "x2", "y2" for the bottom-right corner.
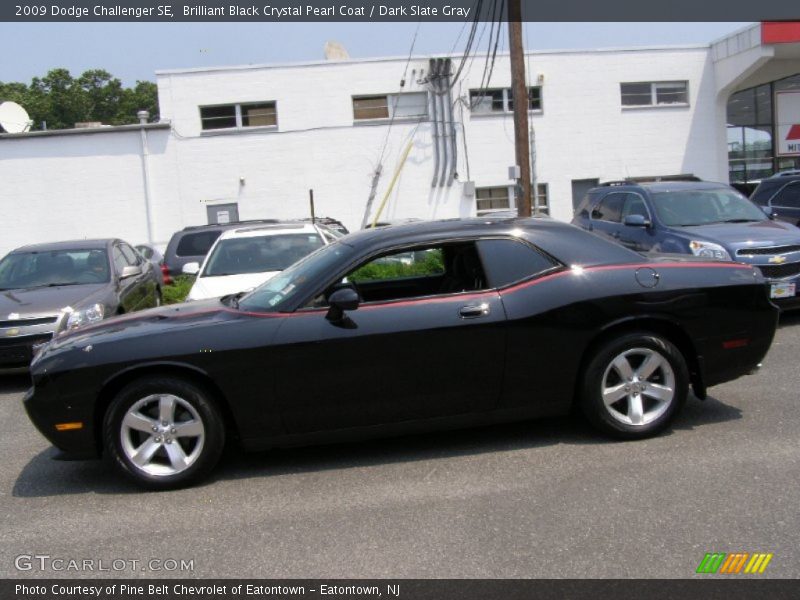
[
  {"x1": 24, "y1": 282, "x2": 84, "y2": 289},
  {"x1": 718, "y1": 218, "x2": 761, "y2": 223}
]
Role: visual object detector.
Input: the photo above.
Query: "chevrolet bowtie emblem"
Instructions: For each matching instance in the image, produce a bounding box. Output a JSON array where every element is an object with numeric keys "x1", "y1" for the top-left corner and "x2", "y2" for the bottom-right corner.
[
  {"x1": 5, "y1": 328, "x2": 20, "y2": 337},
  {"x1": 768, "y1": 256, "x2": 787, "y2": 264}
]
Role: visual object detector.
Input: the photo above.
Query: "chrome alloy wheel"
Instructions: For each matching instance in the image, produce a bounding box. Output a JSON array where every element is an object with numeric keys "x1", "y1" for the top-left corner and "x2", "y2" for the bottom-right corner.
[
  {"x1": 601, "y1": 347, "x2": 676, "y2": 427},
  {"x1": 120, "y1": 394, "x2": 205, "y2": 477}
]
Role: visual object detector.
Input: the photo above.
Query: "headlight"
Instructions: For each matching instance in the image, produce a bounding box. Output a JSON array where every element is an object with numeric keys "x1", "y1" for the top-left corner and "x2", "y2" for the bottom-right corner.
[
  {"x1": 689, "y1": 240, "x2": 731, "y2": 261},
  {"x1": 62, "y1": 303, "x2": 105, "y2": 332}
]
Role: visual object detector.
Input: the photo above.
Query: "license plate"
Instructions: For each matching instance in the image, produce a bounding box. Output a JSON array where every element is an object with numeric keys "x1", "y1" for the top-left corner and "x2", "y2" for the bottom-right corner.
[{"x1": 770, "y1": 282, "x2": 796, "y2": 299}]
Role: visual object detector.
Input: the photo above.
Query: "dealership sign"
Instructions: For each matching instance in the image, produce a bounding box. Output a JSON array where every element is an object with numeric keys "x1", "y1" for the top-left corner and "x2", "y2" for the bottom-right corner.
[{"x1": 776, "y1": 91, "x2": 800, "y2": 156}]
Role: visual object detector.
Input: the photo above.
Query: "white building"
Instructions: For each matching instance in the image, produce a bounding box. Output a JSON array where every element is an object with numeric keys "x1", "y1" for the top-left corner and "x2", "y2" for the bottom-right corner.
[{"x1": 1, "y1": 22, "x2": 799, "y2": 257}]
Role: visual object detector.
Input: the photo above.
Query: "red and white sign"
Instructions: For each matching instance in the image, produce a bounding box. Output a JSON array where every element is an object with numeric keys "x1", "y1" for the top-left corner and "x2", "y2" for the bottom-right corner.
[
  {"x1": 776, "y1": 91, "x2": 800, "y2": 157},
  {"x1": 762, "y1": 22, "x2": 800, "y2": 45}
]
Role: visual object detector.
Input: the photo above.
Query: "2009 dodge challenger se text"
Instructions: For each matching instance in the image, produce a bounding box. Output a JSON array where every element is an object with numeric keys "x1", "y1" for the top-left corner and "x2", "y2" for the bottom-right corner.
[{"x1": 24, "y1": 218, "x2": 778, "y2": 489}]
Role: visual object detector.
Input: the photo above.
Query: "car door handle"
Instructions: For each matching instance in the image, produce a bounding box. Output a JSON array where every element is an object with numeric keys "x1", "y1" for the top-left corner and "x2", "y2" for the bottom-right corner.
[{"x1": 459, "y1": 303, "x2": 490, "y2": 319}]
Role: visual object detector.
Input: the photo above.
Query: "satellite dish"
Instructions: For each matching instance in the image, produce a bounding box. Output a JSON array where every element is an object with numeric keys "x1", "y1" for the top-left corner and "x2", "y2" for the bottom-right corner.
[
  {"x1": 0, "y1": 101, "x2": 33, "y2": 134},
  {"x1": 324, "y1": 41, "x2": 350, "y2": 61}
]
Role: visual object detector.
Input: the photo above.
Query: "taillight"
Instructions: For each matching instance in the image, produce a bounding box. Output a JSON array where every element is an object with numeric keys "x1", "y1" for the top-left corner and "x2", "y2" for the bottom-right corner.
[{"x1": 161, "y1": 264, "x2": 173, "y2": 285}]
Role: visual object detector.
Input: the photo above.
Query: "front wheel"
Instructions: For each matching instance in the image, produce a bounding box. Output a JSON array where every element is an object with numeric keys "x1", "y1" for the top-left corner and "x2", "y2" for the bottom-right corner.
[
  {"x1": 581, "y1": 332, "x2": 689, "y2": 439},
  {"x1": 103, "y1": 377, "x2": 225, "y2": 489}
]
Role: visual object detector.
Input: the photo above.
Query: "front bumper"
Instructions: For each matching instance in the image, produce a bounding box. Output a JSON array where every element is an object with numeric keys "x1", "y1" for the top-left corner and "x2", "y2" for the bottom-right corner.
[
  {"x1": 23, "y1": 375, "x2": 99, "y2": 458},
  {"x1": 0, "y1": 334, "x2": 53, "y2": 369}
]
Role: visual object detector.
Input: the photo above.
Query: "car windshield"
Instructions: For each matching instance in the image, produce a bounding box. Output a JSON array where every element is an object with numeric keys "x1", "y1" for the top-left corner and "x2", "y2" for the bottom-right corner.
[
  {"x1": 651, "y1": 189, "x2": 767, "y2": 226},
  {"x1": 202, "y1": 233, "x2": 325, "y2": 277},
  {"x1": 238, "y1": 241, "x2": 355, "y2": 312},
  {"x1": 0, "y1": 248, "x2": 110, "y2": 290}
]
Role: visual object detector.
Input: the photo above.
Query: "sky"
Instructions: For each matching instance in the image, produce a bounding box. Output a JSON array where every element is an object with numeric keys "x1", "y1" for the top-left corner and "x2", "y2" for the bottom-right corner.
[{"x1": 0, "y1": 22, "x2": 751, "y2": 86}]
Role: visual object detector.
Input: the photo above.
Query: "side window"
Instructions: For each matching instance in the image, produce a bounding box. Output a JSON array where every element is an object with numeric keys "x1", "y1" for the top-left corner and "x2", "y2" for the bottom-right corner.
[
  {"x1": 120, "y1": 243, "x2": 141, "y2": 266},
  {"x1": 311, "y1": 242, "x2": 487, "y2": 306},
  {"x1": 772, "y1": 182, "x2": 800, "y2": 209},
  {"x1": 176, "y1": 231, "x2": 222, "y2": 257},
  {"x1": 112, "y1": 247, "x2": 128, "y2": 274},
  {"x1": 477, "y1": 239, "x2": 559, "y2": 288},
  {"x1": 349, "y1": 247, "x2": 446, "y2": 284},
  {"x1": 136, "y1": 245, "x2": 153, "y2": 260},
  {"x1": 591, "y1": 193, "x2": 626, "y2": 222},
  {"x1": 577, "y1": 192, "x2": 601, "y2": 218},
  {"x1": 621, "y1": 193, "x2": 650, "y2": 220}
]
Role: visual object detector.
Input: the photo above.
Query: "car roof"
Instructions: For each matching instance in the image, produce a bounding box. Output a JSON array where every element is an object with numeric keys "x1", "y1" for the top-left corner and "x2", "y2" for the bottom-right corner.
[
  {"x1": 595, "y1": 181, "x2": 731, "y2": 193},
  {"x1": 179, "y1": 219, "x2": 282, "y2": 232},
  {"x1": 11, "y1": 239, "x2": 114, "y2": 253},
  {"x1": 769, "y1": 170, "x2": 800, "y2": 179},
  {"x1": 338, "y1": 216, "x2": 643, "y2": 267},
  {"x1": 217, "y1": 222, "x2": 318, "y2": 239}
]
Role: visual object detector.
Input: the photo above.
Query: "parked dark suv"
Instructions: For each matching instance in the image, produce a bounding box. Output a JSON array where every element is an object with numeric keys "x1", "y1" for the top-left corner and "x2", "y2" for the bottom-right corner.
[
  {"x1": 572, "y1": 180, "x2": 800, "y2": 309},
  {"x1": 163, "y1": 218, "x2": 349, "y2": 279},
  {"x1": 750, "y1": 170, "x2": 800, "y2": 228}
]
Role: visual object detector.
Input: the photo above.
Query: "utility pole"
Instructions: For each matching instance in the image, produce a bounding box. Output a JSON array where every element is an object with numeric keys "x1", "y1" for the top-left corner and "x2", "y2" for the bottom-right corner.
[
  {"x1": 508, "y1": 0, "x2": 532, "y2": 217},
  {"x1": 360, "y1": 165, "x2": 383, "y2": 229}
]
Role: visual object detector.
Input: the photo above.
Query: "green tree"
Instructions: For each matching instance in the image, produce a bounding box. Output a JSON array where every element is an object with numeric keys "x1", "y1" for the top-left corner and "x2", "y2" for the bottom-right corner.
[{"x1": 0, "y1": 68, "x2": 159, "y2": 131}]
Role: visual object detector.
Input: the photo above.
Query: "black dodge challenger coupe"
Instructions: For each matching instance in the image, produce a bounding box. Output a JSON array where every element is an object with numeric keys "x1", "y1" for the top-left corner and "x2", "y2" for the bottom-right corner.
[{"x1": 24, "y1": 218, "x2": 778, "y2": 489}]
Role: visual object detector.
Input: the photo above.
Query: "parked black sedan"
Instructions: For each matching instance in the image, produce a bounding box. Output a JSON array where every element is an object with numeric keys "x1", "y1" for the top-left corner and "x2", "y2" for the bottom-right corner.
[
  {"x1": 0, "y1": 239, "x2": 161, "y2": 369},
  {"x1": 24, "y1": 218, "x2": 778, "y2": 489}
]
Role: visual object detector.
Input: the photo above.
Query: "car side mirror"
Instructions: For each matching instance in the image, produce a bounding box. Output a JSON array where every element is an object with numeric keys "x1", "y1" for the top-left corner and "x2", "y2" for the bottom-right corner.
[
  {"x1": 182, "y1": 262, "x2": 200, "y2": 275},
  {"x1": 760, "y1": 205, "x2": 777, "y2": 219},
  {"x1": 120, "y1": 265, "x2": 142, "y2": 279},
  {"x1": 326, "y1": 286, "x2": 360, "y2": 322},
  {"x1": 623, "y1": 214, "x2": 651, "y2": 228}
]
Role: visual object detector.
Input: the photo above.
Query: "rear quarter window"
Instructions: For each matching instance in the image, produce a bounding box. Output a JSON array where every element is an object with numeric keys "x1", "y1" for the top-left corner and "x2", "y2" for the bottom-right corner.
[
  {"x1": 477, "y1": 239, "x2": 559, "y2": 288},
  {"x1": 591, "y1": 193, "x2": 626, "y2": 222},
  {"x1": 751, "y1": 181, "x2": 781, "y2": 205},
  {"x1": 771, "y1": 182, "x2": 800, "y2": 209},
  {"x1": 175, "y1": 231, "x2": 222, "y2": 257}
]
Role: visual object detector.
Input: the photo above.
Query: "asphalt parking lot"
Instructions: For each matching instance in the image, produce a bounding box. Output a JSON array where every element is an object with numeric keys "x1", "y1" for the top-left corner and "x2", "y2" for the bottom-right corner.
[{"x1": 1, "y1": 314, "x2": 799, "y2": 579}]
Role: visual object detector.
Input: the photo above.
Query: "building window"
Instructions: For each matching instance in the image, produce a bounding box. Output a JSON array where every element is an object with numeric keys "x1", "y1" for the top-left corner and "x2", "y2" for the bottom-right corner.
[
  {"x1": 534, "y1": 183, "x2": 549, "y2": 215},
  {"x1": 200, "y1": 101, "x2": 277, "y2": 131},
  {"x1": 470, "y1": 87, "x2": 542, "y2": 114},
  {"x1": 620, "y1": 81, "x2": 688, "y2": 107},
  {"x1": 726, "y1": 73, "x2": 800, "y2": 183},
  {"x1": 476, "y1": 184, "x2": 548, "y2": 215},
  {"x1": 476, "y1": 186, "x2": 511, "y2": 214},
  {"x1": 352, "y1": 92, "x2": 428, "y2": 121}
]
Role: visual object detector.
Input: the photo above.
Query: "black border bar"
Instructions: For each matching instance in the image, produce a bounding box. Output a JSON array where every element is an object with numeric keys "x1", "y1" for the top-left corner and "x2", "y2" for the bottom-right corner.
[
  {"x1": 4, "y1": 579, "x2": 800, "y2": 600},
  {"x1": 3, "y1": 0, "x2": 800, "y2": 22}
]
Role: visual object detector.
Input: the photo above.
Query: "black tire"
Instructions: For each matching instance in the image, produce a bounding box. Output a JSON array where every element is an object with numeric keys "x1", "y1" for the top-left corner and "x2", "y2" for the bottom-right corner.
[
  {"x1": 581, "y1": 332, "x2": 689, "y2": 439},
  {"x1": 154, "y1": 287, "x2": 162, "y2": 307},
  {"x1": 103, "y1": 376, "x2": 225, "y2": 490}
]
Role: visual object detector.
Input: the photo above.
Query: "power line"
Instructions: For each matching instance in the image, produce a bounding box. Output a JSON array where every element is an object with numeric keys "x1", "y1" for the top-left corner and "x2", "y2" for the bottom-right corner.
[
  {"x1": 430, "y1": 0, "x2": 485, "y2": 96},
  {"x1": 376, "y1": 20, "x2": 423, "y2": 166}
]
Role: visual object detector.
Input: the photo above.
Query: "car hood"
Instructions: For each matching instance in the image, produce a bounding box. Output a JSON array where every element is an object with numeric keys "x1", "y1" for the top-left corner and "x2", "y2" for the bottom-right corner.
[
  {"x1": 678, "y1": 219, "x2": 800, "y2": 249},
  {"x1": 0, "y1": 284, "x2": 110, "y2": 319},
  {"x1": 188, "y1": 272, "x2": 280, "y2": 301},
  {"x1": 44, "y1": 298, "x2": 236, "y2": 351}
]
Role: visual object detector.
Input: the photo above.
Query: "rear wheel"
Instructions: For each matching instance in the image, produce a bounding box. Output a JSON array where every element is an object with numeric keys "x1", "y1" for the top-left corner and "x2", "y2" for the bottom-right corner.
[
  {"x1": 103, "y1": 377, "x2": 225, "y2": 489},
  {"x1": 581, "y1": 332, "x2": 688, "y2": 439}
]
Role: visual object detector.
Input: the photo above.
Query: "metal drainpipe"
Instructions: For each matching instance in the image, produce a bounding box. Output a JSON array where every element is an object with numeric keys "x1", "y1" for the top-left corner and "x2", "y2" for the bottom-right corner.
[
  {"x1": 444, "y1": 58, "x2": 457, "y2": 187},
  {"x1": 530, "y1": 125, "x2": 538, "y2": 213},
  {"x1": 436, "y1": 59, "x2": 449, "y2": 188},
  {"x1": 137, "y1": 110, "x2": 155, "y2": 244},
  {"x1": 429, "y1": 59, "x2": 440, "y2": 188}
]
